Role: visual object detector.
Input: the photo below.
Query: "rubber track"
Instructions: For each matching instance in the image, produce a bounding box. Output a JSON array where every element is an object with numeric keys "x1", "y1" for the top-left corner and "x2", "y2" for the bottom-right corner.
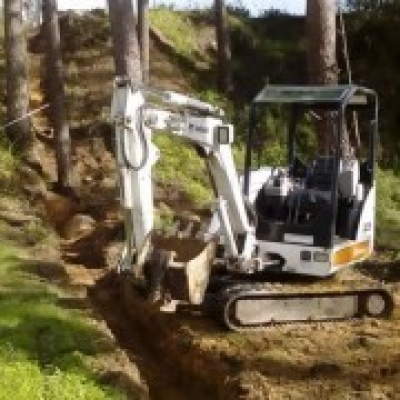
[{"x1": 217, "y1": 286, "x2": 394, "y2": 331}]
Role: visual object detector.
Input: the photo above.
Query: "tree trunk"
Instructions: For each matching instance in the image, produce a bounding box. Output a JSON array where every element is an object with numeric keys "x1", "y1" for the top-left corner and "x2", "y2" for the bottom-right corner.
[
  {"x1": 215, "y1": 0, "x2": 232, "y2": 94},
  {"x1": 107, "y1": 0, "x2": 142, "y2": 87},
  {"x1": 4, "y1": 0, "x2": 33, "y2": 153},
  {"x1": 306, "y1": 0, "x2": 343, "y2": 154},
  {"x1": 138, "y1": 0, "x2": 150, "y2": 84},
  {"x1": 306, "y1": 0, "x2": 337, "y2": 86},
  {"x1": 42, "y1": 0, "x2": 72, "y2": 190}
]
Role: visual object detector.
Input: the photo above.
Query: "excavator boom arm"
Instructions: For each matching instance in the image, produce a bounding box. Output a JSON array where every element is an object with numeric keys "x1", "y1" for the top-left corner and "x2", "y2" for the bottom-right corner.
[{"x1": 111, "y1": 77, "x2": 256, "y2": 272}]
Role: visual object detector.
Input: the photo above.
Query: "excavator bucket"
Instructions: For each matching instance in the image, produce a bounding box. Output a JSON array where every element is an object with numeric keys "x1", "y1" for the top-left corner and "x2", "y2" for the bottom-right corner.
[{"x1": 147, "y1": 234, "x2": 217, "y2": 305}]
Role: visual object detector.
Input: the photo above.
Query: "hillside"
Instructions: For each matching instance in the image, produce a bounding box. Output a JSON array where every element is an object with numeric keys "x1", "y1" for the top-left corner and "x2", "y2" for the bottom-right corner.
[
  {"x1": 0, "y1": 7, "x2": 400, "y2": 400},
  {"x1": 27, "y1": 8, "x2": 400, "y2": 247}
]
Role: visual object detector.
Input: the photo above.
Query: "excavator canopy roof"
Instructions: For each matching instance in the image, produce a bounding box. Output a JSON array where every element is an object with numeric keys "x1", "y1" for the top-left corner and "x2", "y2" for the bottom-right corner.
[{"x1": 253, "y1": 84, "x2": 377, "y2": 108}]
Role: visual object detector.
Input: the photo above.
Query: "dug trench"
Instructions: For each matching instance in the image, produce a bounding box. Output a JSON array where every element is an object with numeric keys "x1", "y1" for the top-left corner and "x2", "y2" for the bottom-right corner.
[
  {"x1": 89, "y1": 271, "x2": 241, "y2": 400},
  {"x1": 31, "y1": 197, "x2": 239, "y2": 399},
  {"x1": 46, "y1": 218, "x2": 239, "y2": 397},
  {"x1": 25, "y1": 129, "x2": 245, "y2": 399}
]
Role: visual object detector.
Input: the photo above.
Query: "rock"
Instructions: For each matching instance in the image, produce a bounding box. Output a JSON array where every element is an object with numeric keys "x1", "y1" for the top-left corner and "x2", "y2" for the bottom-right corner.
[
  {"x1": 370, "y1": 319, "x2": 381, "y2": 328},
  {"x1": 101, "y1": 176, "x2": 116, "y2": 190},
  {"x1": 21, "y1": 147, "x2": 44, "y2": 176},
  {"x1": 0, "y1": 211, "x2": 41, "y2": 227},
  {"x1": 34, "y1": 189, "x2": 81, "y2": 232},
  {"x1": 89, "y1": 137, "x2": 107, "y2": 161},
  {"x1": 309, "y1": 362, "x2": 341, "y2": 376},
  {"x1": 61, "y1": 223, "x2": 113, "y2": 267},
  {"x1": 104, "y1": 241, "x2": 124, "y2": 269},
  {"x1": 61, "y1": 213, "x2": 96, "y2": 240},
  {"x1": 357, "y1": 336, "x2": 371, "y2": 348},
  {"x1": 18, "y1": 165, "x2": 47, "y2": 195}
]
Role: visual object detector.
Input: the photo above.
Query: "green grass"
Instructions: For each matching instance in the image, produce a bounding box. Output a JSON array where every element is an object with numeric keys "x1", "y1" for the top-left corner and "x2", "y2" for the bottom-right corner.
[
  {"x1": 0, "y1": 245, "x2": 123, "y2": 400},
  {"x1": 154, "y1": 134, "x2": 212, "y2": 206},
  {"x1": 0, "y1": 133, "x2": 19, "y2": 194},
  {"x1": 376, "y1": 169, "x2": 400, "y2": 250},
  {"x1": 150, "y1": 8, "x2": 198, "y2": 60}
]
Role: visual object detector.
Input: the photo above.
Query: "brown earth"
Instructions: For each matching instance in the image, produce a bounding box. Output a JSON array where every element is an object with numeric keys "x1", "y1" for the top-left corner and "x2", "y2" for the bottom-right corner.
[{"x1": 25, "y1": 127, "x2": 400, "y2": 400}]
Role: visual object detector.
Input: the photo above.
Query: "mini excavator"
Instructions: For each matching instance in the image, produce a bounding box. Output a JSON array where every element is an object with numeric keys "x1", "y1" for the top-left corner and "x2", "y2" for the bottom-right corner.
[{"x1": 110, "y1": 77, "x2": 393, "y2": 330}]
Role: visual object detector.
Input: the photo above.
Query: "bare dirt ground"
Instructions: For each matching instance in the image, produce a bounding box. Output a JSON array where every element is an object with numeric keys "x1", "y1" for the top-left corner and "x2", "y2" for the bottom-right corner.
[{"x1": 31, "y1": 132, "x2": 400, "y2": 400}]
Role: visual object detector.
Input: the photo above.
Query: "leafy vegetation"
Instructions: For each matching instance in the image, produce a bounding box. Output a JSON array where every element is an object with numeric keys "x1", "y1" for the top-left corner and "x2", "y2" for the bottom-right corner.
[
  {"x1": 346, "y1": 4, "x2": 400, "y2": 167},
  {"x1": 0, "y1": 245, "x2": 123, "y2": 400},
  {"x1": 376, "y1": 169, "x2": 400, "y2": 250},
  {"x1": 229, "y1": 12, "x2": 305, "y2": 100}
]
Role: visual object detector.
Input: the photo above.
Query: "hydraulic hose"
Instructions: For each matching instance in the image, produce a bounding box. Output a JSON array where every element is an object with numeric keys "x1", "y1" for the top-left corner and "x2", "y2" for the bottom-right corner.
[{"x1": 121, "y1": 105, "x2": 149, "y2": 171}]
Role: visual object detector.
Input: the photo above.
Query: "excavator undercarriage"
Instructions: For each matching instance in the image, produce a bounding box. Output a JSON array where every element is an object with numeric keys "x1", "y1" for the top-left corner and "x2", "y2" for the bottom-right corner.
[{"x1": 140, "y1": 232, "x2": 393, "y2": 330}]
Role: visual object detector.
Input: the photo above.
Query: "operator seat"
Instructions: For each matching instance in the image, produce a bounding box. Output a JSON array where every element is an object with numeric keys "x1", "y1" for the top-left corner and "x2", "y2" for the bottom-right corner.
[
  {"x1": 306, "y1": 156, "x2": 335, "y2": 191},
  {"x1": 289, "y1": 156, "x2": 308, "y2": 180},
  {"x1": 336, "y1": 158, "x2": 362, "y2": 239}
]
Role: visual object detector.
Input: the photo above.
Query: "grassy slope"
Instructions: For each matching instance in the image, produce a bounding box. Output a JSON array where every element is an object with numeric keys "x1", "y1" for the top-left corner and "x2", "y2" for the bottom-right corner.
[
  {"x1": 0, "y1": 243, "x2": 123, "y2": 399},
  {"x1": 52, "y1": 10, "x2": 215, "y2": 207},
  {"x1": 0, "y1": 16, "x2": 123, "y2": 398}
]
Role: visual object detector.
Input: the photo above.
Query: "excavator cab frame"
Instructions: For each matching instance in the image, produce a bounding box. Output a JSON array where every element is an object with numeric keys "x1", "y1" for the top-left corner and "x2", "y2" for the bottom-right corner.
[
  {"x1": 245, "y1": 85, "x2": 378, "y2": 192},
  {"x1": 243, "y1": 85, "x2": 379, "y2": 276}
]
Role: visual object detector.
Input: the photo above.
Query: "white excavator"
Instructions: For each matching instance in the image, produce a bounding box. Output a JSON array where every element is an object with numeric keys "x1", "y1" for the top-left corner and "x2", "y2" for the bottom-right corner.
[{"x1": 110, "y1": 76, "x2": 393, "y2": 330}]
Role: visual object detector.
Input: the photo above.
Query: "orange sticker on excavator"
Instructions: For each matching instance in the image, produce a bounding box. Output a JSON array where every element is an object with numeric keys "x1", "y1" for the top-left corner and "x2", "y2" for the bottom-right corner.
[{"x1": 332, "y1": 240, "x2": 371, "y2": 267}]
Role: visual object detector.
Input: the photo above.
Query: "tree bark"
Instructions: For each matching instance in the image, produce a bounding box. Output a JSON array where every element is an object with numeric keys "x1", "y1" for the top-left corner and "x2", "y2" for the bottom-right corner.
[
  {"x1": 4, "y1": 0, "x2": 33, "y2": 152},
  {"x1": 138, "y1": 0, "x2": 150, "y2": 84},
  {"x1": 107, "y1": 0, "x2": 142, "y2": 87},
  {"x1": 306, "y1": 0, "x2": 337, "y2": 86},
  {"x1": 42, "y1": 0, "x2": 72, "y2": 189},
  {"x1": 215, "y1": 0, "x2": 232, "y2": 94},
  {"x1": 306, "y1": 0, "x2": 342, "y2": 154}
]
